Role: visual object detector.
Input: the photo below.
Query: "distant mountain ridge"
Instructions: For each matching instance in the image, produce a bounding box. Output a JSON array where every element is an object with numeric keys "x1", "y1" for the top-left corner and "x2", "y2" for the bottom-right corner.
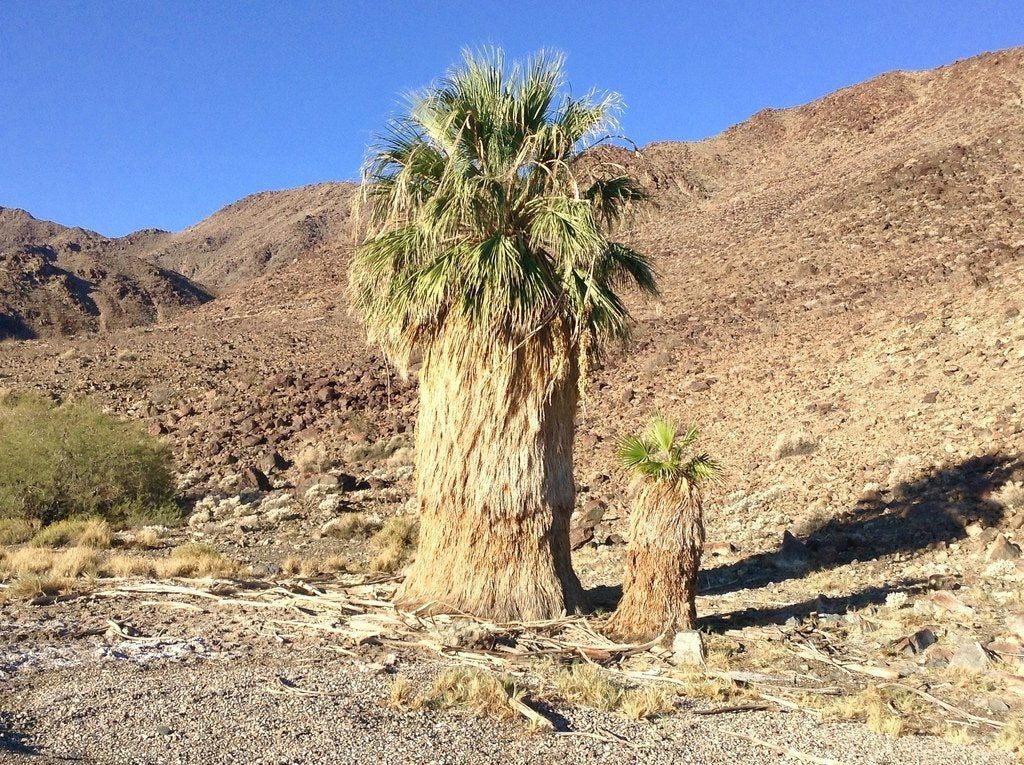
[{"x1": 3, "y1": 46, "x2": 1022, "y2": 341}]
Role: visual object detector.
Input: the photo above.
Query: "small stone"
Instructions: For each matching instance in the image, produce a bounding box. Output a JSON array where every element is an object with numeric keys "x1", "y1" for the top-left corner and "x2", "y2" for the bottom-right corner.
[
  {"x1": 581, "y1": 499, "x2": 607, "y2": 524},
  {"x1": 921, "y1": 391, "x2": 939, "y2": 404},
  {"x1": 948, "y1": 641, "x2": 992, "y2": 674},
  {"x1": 1007, "y1": 612, "x2": 1024, "y2": 642},
  {"x1": 671, "y1": 630, "x2": 705, "y2": 667},
  {"x1": 237, "y1": 514, "x2": 262, "y2": 531},
  {"x1": 986, "y1": 534, "x2": 1022, "y2": 562},
  {"x1": 773, "y1": 531, "x2": 810, "y2": 573},
  {"x1": 239, "y1": 466, "x2": 272, "y2": 492}
]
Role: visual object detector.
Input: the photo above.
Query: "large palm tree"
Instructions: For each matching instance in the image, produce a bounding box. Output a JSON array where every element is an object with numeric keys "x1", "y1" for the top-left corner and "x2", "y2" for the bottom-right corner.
[
  {"x1": 350, "y1": 50, "x2": 657, "y2": 621},
  {"x1": 608, "y1": 418, "x2": 719, "y2": 640}
]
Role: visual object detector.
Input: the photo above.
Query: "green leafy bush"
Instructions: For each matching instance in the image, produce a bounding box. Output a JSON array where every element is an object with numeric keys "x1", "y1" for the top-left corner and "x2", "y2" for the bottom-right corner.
[{"x1": 0, "y1": 395, "x2": 179, "y2": 527}]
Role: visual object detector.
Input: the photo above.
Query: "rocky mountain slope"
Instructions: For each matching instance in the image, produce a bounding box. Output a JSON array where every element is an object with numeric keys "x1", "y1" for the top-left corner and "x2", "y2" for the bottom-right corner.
[
  {"x1": 137, "y1": 182, "x2": 356, "y2": 293},
  {"x1": 3, "y1": 47, "x2": 1021, "y2": 492},
  {"x1": 0, "y1": 183, "x2": 357, "y2": 340},
  {"x1": 0, "y1": 207, "x2": 210, "y2": 340}
]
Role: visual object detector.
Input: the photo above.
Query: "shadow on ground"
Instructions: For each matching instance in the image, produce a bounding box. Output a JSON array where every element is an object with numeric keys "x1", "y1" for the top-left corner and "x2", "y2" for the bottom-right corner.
[
  {"x1": 698, "y1": 453, "x2": 1021, "y2": 597},
  {"x1": 0, "y1": 713, "x2": 38, "y2": 756},
  {"x1": 586, "y1": 453, "x2": 1020, "y2": 626}
]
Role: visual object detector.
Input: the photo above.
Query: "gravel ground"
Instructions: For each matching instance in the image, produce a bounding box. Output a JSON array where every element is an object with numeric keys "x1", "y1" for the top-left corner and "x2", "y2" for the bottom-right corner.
[{"x1": 1, "y1": 639, "x2": 1012, "y2": 765}]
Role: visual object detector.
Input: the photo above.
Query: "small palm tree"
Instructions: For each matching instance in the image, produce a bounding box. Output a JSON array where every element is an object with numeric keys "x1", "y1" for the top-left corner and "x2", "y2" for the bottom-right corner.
[
  {"x1": 350, "y1": 49, "x2": 657, "y2": 620},
  {"x1": 608, "y1": 417, "x2": 720, "y2": 641}
]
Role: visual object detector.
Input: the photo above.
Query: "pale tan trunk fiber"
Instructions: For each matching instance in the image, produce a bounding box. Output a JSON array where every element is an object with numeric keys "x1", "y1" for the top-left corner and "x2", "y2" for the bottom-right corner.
[
  {"x1": 395, "y1": 324, "x2": 585, "y2": 621},
  {"x1": 608, "y1": 481, "x2": 705, "y2": 641}
]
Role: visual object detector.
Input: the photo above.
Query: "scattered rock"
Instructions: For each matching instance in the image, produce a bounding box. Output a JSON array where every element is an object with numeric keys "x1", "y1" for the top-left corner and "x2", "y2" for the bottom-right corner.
[
  {"x1": 772, "y1": 531, "x2": 810, "y2": 573},
  {"x1": 671, "y1": 630, "x2": 706, "y2": 666},
  {"x1": 948, "y1": 641, "x2": 992, "y2": 674},
  {"x1": 1007, "y1": 612, "x2": 1024, "y2": 642},
  {"x1": 239, "y1": 466, "x2": 272, "y2": 492},
  {"x1": 985, "y1": 534, "x2": 1022, "y2": 562}
]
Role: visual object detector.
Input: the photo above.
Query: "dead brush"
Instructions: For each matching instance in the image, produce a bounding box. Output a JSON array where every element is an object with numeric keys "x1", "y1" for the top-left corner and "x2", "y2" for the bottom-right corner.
[
  {"x1": 0, "y1": 517, "x2": 35, "y2": 545},
  {"x1": 370, "y1": 515, "x2": 418, "y2": 573},
  {"x1": 1, "y1": 573, "x2": 71, "y2": 602},
  {"x1": 30, "y1": 517, "x2": 112, "y2": 549},
  {"x1": 394, "y1": 667, "x2": 523, "y2": 722},
  {"x1": 156, "y1": 543, "x2": 242, "y2": 578}
]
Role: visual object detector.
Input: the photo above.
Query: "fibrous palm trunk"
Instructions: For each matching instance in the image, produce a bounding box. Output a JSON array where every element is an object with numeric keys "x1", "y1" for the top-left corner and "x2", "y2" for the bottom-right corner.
[
  {"x1": 395, "y1": 324, "x2": 585, "y2": 621},
  {"x1": 608, "y1": 481, "x2": 705, "y2": 641}
]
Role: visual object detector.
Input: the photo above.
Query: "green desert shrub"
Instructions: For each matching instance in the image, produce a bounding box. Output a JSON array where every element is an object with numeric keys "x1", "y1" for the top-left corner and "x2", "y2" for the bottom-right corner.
[{"x1": 0, "y1": 394, "x2": 179, "y2": 527}]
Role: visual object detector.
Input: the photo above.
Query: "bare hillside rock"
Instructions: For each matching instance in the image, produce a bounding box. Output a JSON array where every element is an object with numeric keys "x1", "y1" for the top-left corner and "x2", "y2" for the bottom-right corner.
[
  {"x1": 138, "y1": 182, "x2": 357, "y2": 293},
  {"x1": 0, "y1": 207, "x2": 210, "y2": 340}
]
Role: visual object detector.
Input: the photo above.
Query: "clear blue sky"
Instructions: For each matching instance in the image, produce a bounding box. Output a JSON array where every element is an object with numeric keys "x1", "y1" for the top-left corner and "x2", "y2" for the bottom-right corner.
[{"x1": 2, "y1": 1, "x2": 1022, "y2": 237}]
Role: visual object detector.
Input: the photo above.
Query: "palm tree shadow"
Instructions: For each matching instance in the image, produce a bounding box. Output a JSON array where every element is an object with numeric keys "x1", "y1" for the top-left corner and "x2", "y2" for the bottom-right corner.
[
  {"x1": 700, "y1": 453, "x2": 1021, "y2": 597},
  {"x1": 701, "y1": 579, "x2": 929, "y2": 630},
  {"x1": 0, "y1": 713, "x2": 38, "y2": 756}
]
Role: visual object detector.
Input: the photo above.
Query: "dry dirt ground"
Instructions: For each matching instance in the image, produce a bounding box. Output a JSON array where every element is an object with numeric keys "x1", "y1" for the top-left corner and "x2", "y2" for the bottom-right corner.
[{"x1": 3, "y1": 47, "x2": 1024, "y2": 763}]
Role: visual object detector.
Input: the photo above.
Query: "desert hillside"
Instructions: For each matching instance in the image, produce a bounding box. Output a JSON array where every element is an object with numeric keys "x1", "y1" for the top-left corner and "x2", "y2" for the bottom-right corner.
[
  {"x1": 0, "y1": 207, "x2": 210, "y2": 340},
  {"x1": 2, "y1": 47, "x2": 1024, "y2": 762}
]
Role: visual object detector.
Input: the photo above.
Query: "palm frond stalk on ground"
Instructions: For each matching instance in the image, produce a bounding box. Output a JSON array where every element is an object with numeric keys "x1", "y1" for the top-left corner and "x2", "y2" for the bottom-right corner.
[
  {"x1": 350, "y1": 49, "x2": 657, "y2": 620},
  {"x1": 608, "y1": 417, "x2": 720, "y2": 641}
]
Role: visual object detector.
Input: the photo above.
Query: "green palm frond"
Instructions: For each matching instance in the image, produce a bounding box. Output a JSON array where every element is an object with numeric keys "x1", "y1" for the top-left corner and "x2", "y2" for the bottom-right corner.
[
  {"x1": 350, "y1": 48, "x2": 657, "y2": 369},
  {"x1": 617, "y1": 417, "x2": 721, "y2": 487}
]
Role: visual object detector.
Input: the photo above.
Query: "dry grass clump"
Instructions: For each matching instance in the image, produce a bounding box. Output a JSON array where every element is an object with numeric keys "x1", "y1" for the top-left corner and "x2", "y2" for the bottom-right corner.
[
  {"x1": 131, "y1": 526, "x2": 164, "y2": 549},
  {"x1": 370, "y1": 515, "x2": 419, "y2": 573},
  {"x1": 618, "y1": 685, "x2": 677, "y2": 720},
  {"x1": 1, "y1": 573, "x2": 71, "y2": 602},
  {"x1": 940, "y1": 724, "x2": 976, "y2": 746},
  {"x1": 994, "y1": 715, "x2": 1024, "y2": 757},
  {"x1": 1, "y1": 546, "x2": 58, "y2": 576},
  {"x1": 106, "y1": 554, "x2": 157, "y2": 578},
  {"x1": 392, "y1": 667, "x2": 522, "y2": 722},
  {"x1": 553, "y1": 663, "x2": 678, "y2": 719},
  {"x1": 48, "y1": 547, "x2": 103, "y2": 577},
  {"x1": 281, "y1": 555, "x2": 349, "y2": 578},
  {"x1": 30, "y1": 517, "x2": 112, "y2": 549},
  {"x1": 771, "y1": 432, "x2": 818, "y2": 460},
  {"x1": 156, "y1": 543, "x2": 241, "y2": 578},
  {"x1": 322, "y1": 513, "x2": 382, "y2": 540},
  {"x1": 347, "y1": 435, "x2": 412, "y2": 464},
  {"x1": 554, "y1": 663, "x2": 623, "y2": 710},
  {"x1": 0, "y1": 517, "x2": 35, "y2": 545},
  {"x1": 818, "y1": 686, "x2": 931, "y2": 738}
]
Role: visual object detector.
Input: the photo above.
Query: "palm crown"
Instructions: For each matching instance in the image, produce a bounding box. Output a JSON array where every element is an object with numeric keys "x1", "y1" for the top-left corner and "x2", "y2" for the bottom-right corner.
[
  {"x1": 350, "y1": 49, "x2": 658, "y2": 368},
  {"x1": 618, "y1": 417, "x2": 721, "y2": 485}
]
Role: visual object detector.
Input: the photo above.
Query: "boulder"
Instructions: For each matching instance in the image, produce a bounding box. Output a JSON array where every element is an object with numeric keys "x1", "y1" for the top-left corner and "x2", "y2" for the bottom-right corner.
[
  {"x1": 671, "y1": 631, "x2": 706, "y2": 667},
  {"x1": 948, "y1": 641, "x2": 992, "y2": 674}
]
